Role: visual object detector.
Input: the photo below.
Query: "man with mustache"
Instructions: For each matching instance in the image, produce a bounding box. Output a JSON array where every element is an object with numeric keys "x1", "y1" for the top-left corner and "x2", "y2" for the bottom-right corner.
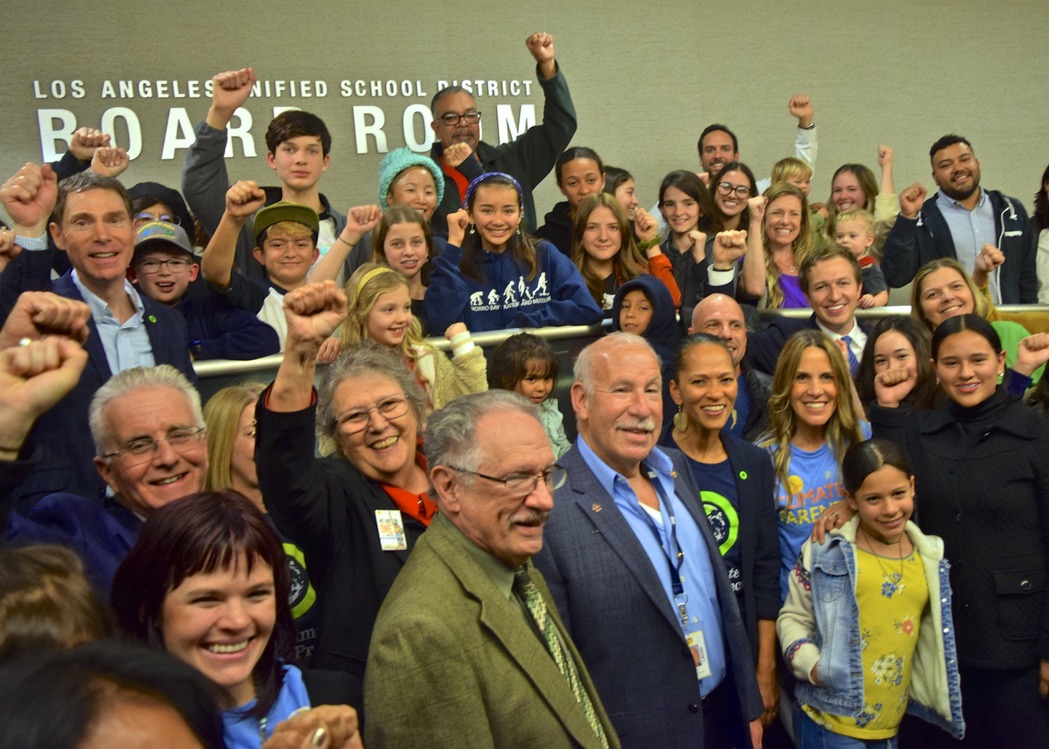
[
  {"x1": 533, "y1": 333, "x2": 763, "y2": 749},
  {"x1": 427, "y1": 31, "x2": 577, "y2": 238},
  {"x1": 365, "y1": 390, "x2": 617, "y2": 748},
  {"x1": 882, "y1": 134, "x2": 1035, "y2": 303}
]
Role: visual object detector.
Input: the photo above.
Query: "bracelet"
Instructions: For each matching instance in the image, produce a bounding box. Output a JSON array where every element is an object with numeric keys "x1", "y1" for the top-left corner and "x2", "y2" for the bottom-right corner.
[
  {"x1": 800, "y1": 122, "x2": 816, "y2": 130},
  {"x1": 0, "y1": 443, "x2": 25, "y2": 454},
  {"x1": 335, "y1": 235, "x2": 357, "y2": 247}
]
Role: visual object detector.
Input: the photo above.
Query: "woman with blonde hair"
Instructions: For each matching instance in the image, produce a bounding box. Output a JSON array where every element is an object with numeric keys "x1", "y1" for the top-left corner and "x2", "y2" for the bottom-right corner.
[
  {"x1": 911, "y1": 256, "x2": 1047, "y2": 385},
  {"x1": 760, "y1": 329, "x2": 869, "y2": 602},
  {"x1": 740, "y1": 183, "x2": 817, "y2": 308},
  {"x1": 203, "y1": 382, "x2": 264, "y2": 501},
  {"x1": 338, "y1": 263, "x2": 487, "y2": 409}
]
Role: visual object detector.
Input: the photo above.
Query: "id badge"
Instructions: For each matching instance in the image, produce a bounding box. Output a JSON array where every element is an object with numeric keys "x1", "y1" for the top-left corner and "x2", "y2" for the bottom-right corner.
[
  {"x1": 375, "y1": 510, "x2": 407, "y2": 551},
  {"x1": 686, "y1": 629, "x2": 713, "y2": 681}
]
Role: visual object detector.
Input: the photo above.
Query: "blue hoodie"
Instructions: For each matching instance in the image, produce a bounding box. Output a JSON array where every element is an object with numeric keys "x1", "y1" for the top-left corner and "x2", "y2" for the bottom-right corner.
[
  {"x1": 611, "y1": 274, "x2": 682, "y2": 418},
  {"x1": 426, "y1": 239, "x2": 603, "y2": 332}
]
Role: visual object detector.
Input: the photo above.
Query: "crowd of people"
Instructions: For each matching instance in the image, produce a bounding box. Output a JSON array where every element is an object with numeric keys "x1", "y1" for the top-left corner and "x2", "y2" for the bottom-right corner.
[{"x1": 2, "y1": 29, "x2": 1049, "y2": 749}]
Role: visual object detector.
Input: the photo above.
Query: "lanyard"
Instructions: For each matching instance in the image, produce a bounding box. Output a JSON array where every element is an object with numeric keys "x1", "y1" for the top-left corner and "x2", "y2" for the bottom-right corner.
[{"x1": 637, "y1": 469, "x2": 690, "y2": 626}]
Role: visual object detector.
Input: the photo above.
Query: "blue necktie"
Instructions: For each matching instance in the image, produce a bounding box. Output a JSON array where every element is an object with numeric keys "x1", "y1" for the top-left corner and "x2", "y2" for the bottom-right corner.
[{"x1": 841, "y1": 335, "x2": 859, "y2": 376}]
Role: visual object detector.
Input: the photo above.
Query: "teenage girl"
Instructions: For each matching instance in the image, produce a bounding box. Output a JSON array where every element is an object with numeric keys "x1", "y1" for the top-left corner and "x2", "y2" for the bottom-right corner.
[
  {"x1": 369, "y1": 205, "x2": 436, "y2": 333},
  {"x1": 571, "y1": 192, "x2": 680, "y2": 312},
  {"x1": 426, "y1": 172, "x2": 602, "y2": 332},
  {"x1": 535, "y1": 146, "x2": 606, "y2": 254}
]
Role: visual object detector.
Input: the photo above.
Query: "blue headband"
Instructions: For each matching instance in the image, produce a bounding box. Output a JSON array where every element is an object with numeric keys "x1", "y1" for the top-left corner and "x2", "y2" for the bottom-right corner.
[{"x1": 464, "y1": 172, "x2": 523, "y2": 208}]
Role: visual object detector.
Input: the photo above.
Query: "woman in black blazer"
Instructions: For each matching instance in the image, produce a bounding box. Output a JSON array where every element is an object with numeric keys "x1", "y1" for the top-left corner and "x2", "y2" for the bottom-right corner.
[
  {"x1": 660, "y1": 333, "x2": 781, "y2": 728},
  {"x1": 256, "y1": 288, "x2": 437, "y2": 713}
]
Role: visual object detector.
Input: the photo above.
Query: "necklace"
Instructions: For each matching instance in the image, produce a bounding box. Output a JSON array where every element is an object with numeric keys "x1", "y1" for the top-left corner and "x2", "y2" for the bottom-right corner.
[{"x1": 857, "y1": 525, "x2": 906, "y2": 597}]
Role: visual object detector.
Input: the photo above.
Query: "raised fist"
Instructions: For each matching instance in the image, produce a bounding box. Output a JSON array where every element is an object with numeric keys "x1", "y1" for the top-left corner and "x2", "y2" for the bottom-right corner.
[
  {"x1": 225, "y1": 180, "x2": 267, "y2": 219},
  {"x1": 898, "y1": 183, "x2": 927, "y2": 220}
]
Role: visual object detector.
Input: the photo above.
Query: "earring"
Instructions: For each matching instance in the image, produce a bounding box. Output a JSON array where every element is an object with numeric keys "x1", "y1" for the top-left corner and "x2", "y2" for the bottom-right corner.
[
  {"x1": 516, "y1": 227, "x2": 521, "y2": 235},
  {"x1": 468, "y1": 225, "x2": 475, "y2": 235},
  {"x1": 673, "y1": 405, "x2": 688, "y2": 432}
]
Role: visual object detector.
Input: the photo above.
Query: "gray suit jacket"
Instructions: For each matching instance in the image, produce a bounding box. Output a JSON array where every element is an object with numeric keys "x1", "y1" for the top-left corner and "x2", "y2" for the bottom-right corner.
[
  {"x1": 364, "y1": 512, "x2": 619, "y2": 749},
  {"x1": 534, "y1": 444, "x2": 764, "y2": 749}
]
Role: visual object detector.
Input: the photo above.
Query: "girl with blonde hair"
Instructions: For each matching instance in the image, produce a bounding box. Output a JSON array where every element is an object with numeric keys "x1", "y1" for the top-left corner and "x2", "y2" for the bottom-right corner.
[{"x1": 340, "y1": 263, "x2": 486, "y2": 409}]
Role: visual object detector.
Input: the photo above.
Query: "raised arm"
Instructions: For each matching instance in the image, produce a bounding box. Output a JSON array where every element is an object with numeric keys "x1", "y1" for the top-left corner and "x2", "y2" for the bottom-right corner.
[
  {"x1": 89, "y1": 147, "x2": 130, "y2": 179},
  {"x1": 201, "y1": 180, "x2": 266, "y2": 289},
  {"x1": 1, "y1": 163, "x2": 58, "y2": 239},
  {"x1": 514, "y1": 33, "x2": 577, "y2": 188},
  {"x1": 740, "y1": 197, "x2": 768, "y2": 298},
  {"x1": 50, "y1": 127, "x2": 110, "y2": 182},
  {"x1": 880, "y1": 183, "x2": 928, "y2": 287},
  {"x1": 788, "y1": 94, "x2": 816, "y2": 169},
  {"x1": 182, "y1": 68, "x2": 256, "y2": 238},
  {"x1": 0, "y1": 292, "x2": 91, "y2": 461},
  {"x1": 269, "y1": 281, "x2": 347, "y2": 413},
  {"x1": 309, "y1": 206, "x2": 381, "y2": 284}
]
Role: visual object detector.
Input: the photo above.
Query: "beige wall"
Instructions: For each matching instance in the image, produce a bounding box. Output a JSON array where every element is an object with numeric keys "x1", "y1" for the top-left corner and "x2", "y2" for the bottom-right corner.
[{"x1": 2, "y1": 1, "x2": 1046, "y2": 226}]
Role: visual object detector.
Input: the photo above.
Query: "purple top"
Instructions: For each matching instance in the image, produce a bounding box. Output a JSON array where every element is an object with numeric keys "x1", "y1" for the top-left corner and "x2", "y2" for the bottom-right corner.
[{"x1": 778, "y1": 274, "x2": 809, "y2": 308}]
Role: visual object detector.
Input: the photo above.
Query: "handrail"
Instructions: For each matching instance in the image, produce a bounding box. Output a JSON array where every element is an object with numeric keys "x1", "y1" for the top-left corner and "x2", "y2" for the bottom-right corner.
[{"x1": 193, "y1": 303, "x2": 1049, "y2": 384}]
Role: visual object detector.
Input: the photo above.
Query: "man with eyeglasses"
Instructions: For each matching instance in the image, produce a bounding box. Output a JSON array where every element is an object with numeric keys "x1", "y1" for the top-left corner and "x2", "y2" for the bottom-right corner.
[
  {"x1": 649, "y1": 95, "x2": 818, "y2": 237},
  {"x1": 0, "y1": 166, "x2": 195, "y2": 509},
  {"x1": 426, "y1": 31, "x2": 577, "y2": 238},
  {"x1": 130, "y1": 220, "x2": 279, "y2": 360},
  {"x1": 366, "y1": 390, "x2": 618, "y2": 749},
  {"x1": 532, "y1": 333, "x2": 764, "y2": 749},
  {"x1": 2, "y1": 342, "x2": 208, "y2": 599}
]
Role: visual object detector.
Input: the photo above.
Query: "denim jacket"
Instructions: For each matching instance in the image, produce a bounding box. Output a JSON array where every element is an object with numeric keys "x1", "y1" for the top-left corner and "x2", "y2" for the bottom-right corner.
[{"x1": 777, "y1": 517, "x2": 965, "y2": 739}]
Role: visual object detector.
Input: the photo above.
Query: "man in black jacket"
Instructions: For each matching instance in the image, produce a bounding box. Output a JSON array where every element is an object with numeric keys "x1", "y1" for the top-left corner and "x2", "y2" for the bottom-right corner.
[
  {"x1": 427, "y1": 31, "x2": 576, "y2": 237},
  {"x1": 881, "y1": 134, "x2": 1034, "y2": 303}
]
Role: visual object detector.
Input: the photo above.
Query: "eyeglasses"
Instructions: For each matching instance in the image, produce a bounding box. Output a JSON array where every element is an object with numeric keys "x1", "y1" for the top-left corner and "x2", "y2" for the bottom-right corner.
[
  {"x1": 102, "y1": 427, "x2": 206, "y2": 463},
  {"x1": 137, "y1": 258, "x2": 194, "y2": 274},
  {"x1": 449, "y1": 465, "x2": 567, "y2": 495},
  {"x1": 716, "y1": 182, "x2": 751, "y2": 198},
  {"x1": 134, "y1": 212, "x2": 180, "y2": 225},
  {"x1": 436, "y1": 111, "x2": 482, "y2": 126},
  {"x1": 336, "y1": 395, "x2": 410, "y2": 434}
]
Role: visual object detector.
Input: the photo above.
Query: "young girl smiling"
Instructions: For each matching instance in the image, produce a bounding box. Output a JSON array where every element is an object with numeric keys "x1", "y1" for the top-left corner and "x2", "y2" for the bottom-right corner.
[
  {"x1": 341, "y1": 264, "x2": 486, "y2": 410},
  {"x1": 426, "y1": 172, "x2": 602, "y2": 332},
  {"x1": 487, "y1": 332, "x2": 570, "y2": 458},
  {"x1": 778, "y1": 439, "x2": 964, "y2": 748}
]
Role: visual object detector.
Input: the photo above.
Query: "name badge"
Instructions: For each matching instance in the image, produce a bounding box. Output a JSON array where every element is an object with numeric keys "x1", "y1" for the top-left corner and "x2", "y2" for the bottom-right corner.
[
  {"x1": 375, "y1": 510, "x2": 407, "y2": 551},
  {"x1": 686, "y1": 629, "x2": 714, "y2": 681}
]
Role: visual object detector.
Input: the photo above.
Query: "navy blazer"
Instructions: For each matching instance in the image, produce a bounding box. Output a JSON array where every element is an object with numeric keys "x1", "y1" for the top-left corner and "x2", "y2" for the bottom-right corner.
[
  {"x1": 2, "y1": 252, "x2": 193, "y2": 508},
  {"x1": 744, "y1": 312, "x2": 872, "y2": 376},
  {"x1": 534, "y1": 444, "x2": 764, "y2": 749},
  {"x1": 5, "y1": 490, "x2": 141, "y2": 600},
  {"x1": 659, "y1": 431, "x2": 781, "y2": 659}
]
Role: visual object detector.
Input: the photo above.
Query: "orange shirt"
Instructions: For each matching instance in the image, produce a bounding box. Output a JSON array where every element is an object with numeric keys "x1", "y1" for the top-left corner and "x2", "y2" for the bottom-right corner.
[{"x1": 379, "y1": 448, "x2": 437, "y2": 525}]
